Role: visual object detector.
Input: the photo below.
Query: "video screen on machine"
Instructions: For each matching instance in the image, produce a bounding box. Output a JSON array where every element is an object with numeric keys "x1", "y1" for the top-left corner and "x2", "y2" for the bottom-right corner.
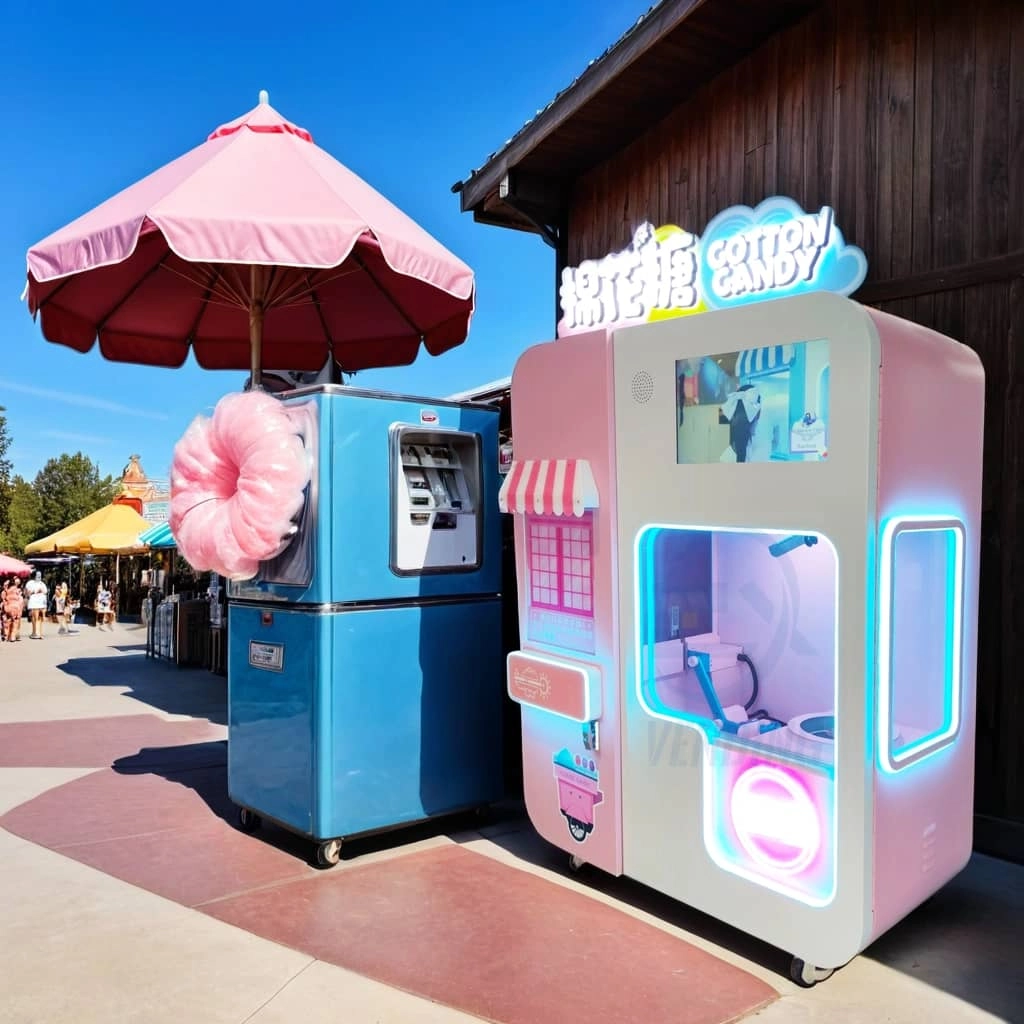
[{"x1": 675, "y1": 338, "x2": 830, "y2": 465}]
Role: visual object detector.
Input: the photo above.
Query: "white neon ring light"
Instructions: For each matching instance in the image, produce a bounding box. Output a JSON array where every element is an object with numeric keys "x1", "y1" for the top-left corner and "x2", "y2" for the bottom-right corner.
[{"x1": 729, "y1": 764, "x2": 822, "y2": 876}]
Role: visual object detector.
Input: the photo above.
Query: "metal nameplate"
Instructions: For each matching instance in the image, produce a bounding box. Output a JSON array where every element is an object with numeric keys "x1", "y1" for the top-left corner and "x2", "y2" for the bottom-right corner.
[{"x1": 248, "y1": 641, "x2": 284, "y2": 672}]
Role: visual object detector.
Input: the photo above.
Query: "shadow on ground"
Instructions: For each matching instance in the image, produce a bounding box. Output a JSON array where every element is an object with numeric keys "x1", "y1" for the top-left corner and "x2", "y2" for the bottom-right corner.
[
  {"x1": 862, "y1": 854, "x2": 1024, "y2": 1021},
  {"x1": 58, "y1": 654, "x2": 227, "y2": 726},
  {"x1": 110, "y1": 738, "x2": 1024, "y2": 1017},
  {"x1": 107, "y1": 742, "x2": 796, "y2": 981},
  {"x1": 459, "y1": 822, "x2": 793, "y2": 979},
  {"x1": 111, "y1": 741, "x2": 493, "y2": 869},
  {"x1": 471, "y1": 824, "x2": 1023, "y2": 1018}
]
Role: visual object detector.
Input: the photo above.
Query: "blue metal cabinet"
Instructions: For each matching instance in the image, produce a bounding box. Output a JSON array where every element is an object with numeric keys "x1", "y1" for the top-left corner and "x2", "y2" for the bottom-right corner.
[{"x1": 226, "y1": 385, "x2": 505, "y2": 864}]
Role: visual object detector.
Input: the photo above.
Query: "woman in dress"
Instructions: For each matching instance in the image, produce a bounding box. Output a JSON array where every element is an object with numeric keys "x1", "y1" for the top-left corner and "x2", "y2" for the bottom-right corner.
[
  {"x1": 96, "y1": 583, "x2": 113, "y2": 630},
  {"x1": 24, "y1": 571, "x2": 48, "y2": 639}
]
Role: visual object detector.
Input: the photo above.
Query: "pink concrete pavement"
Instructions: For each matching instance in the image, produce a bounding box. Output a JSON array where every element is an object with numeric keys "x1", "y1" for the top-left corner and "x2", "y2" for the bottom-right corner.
[{"x1": 0, "y1": 622, "x2": 1020, "y2": 1023}]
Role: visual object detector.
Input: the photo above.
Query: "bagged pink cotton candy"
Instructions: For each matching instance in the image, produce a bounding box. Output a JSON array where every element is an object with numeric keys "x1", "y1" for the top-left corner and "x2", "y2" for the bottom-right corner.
[{"x1": 170, "y1": 391, "x2": 312, "y2": 580}]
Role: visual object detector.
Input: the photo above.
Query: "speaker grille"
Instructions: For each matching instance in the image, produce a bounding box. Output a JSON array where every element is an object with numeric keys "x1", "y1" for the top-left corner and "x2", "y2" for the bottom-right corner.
[{"x1": 631, "y1": 370, "x2": 655, "y2": 404}]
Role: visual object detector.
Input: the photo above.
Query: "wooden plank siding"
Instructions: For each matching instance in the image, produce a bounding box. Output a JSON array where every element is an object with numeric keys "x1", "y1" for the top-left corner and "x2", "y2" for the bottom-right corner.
[{"x1": 565, "y1": 0, "x2": 1024, "y2": 830}]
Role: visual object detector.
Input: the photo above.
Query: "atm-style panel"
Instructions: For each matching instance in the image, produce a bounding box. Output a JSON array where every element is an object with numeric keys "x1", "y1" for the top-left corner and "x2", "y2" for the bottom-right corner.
[{"x1": 392, "y1": 427, "x2": 483, "y2": 574}]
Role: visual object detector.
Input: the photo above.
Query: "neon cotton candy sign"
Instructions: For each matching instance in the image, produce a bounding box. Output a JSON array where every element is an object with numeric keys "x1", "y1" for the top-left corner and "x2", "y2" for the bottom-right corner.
[
  {"x1": 556, "y1": 196, "x2": 868, "y2": 337},
  {"x1": 705, "y1": 207, "x2": 833, "y2": 299},
  {"x1": 558, "y1": 222, "x2": 702, "y2": 334},
  {"x1": 698, "y1": 197, "x2": 867, "y2": 310}
]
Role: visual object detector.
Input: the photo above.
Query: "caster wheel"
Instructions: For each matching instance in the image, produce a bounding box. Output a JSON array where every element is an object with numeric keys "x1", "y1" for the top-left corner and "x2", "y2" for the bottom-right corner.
[
  {"x1": 238, "y1": 808, "x2": 262, "y2": 833},
  {"x1": 568, "y1": 854, "x2": 586, "y2": 873},
  {"x1": 790, "y1": 957, "x2": 834, "y2": 988},
  {"x1": 315, "y1": 838, "x2": 343, "y2": 868}
]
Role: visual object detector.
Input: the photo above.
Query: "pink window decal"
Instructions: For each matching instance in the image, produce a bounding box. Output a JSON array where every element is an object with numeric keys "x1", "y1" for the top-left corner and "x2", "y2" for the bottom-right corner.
[{"x1": 528, "y1": 514, "x2": 594, "y2": 617}]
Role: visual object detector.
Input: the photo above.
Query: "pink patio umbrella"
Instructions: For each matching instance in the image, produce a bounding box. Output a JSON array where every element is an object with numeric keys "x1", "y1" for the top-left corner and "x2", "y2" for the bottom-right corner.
[
  {"x1": 23, "y1": 91, "x2": 475, "y2": 381},
  {"x1": 0, "y1": 554, "x2": 33, "y2": 578}
]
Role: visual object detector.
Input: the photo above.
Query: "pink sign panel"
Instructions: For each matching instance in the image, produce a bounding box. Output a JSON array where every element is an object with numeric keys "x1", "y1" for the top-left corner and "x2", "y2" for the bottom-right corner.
[{"x1": 507, "y1": 652, "x2": 601, "y2": 723}]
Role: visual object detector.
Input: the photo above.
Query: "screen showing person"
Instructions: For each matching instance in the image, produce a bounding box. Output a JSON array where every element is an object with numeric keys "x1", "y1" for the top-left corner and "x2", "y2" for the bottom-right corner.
[{"x1": 675, "y1": 339, "x2": 830, "y2": 465}]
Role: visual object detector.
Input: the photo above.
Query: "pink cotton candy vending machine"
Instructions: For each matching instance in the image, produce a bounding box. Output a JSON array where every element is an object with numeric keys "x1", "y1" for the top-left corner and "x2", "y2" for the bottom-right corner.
[{"x1": 499, "y1": 286, "x2": 984, "y2": 986}]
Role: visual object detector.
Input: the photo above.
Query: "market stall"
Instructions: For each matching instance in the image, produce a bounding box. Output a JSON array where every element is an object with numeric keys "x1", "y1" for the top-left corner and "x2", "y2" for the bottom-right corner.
[
  {"x1": 25, "y1": 502, "x2": 152, "y2": 625},
  {"x1": 136, "y1": 521, "x2": 223, "y2": 672}
]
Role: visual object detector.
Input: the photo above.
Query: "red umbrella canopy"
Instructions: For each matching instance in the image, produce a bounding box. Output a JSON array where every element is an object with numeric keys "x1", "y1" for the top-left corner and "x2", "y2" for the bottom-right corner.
[
  {"x1": 0, "y1": 554, "x2": 33, "y2": 578},
  {"x1": 24, "y1": 92, "x2": 476, "y2": 375}
]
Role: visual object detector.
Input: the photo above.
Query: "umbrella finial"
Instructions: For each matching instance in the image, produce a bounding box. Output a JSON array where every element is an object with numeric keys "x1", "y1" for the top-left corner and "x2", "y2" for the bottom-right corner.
[{"x1": 259, "y1": 89, "x2": 269, "y2": 105}]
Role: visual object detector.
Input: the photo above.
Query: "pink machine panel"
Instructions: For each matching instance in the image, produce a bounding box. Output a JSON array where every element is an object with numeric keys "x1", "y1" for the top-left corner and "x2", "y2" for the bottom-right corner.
[
  {"x1": 500, "y1": 330, "x2": 623, "y2": 877},
  {"x1": 500, "y1": 293, "x2": 984, "y2": 982}
]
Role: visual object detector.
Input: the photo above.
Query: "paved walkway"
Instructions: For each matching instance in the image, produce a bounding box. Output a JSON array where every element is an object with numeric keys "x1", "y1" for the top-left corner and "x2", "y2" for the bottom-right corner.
[{"x1": 0, "y1": 622, "x2": 1020, "y2": 1023}]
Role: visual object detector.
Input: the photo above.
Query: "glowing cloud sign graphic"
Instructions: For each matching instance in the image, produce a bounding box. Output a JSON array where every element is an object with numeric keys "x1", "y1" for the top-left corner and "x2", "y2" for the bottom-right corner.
[
  {"x1": 557, "y1": 197, "x2": 868, "y2": 336},
  {"x1": 699, "y1": 197, "x2": 867, "y2": 309}
]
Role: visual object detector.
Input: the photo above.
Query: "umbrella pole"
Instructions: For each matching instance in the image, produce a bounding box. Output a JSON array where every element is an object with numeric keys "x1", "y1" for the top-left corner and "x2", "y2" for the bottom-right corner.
[{"x1": 249, "y1": 265, "x2": 264, "y2": 391}]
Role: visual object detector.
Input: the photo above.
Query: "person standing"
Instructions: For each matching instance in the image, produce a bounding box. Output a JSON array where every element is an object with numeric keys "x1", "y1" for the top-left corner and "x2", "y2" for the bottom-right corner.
[
  {"x1": 55, "y1": 582, "x2": 70, "y2": 635},
  {"x1": 96, "y1": 582, "x2": 113, "y2": 630},
  {"x1": 3, "y1": 579, "x2": 24, "y2": 642},
  {"x1": 24, "y1": 572, "x2": 48, "y2": 639}
]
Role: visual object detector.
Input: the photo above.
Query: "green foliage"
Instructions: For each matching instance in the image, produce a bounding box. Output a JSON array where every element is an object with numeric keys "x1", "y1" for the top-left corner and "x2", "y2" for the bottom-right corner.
[
  {"x1": 32, "y1": 453, "x2": 118, "y2": 539},
  {"x1": 0, "y1": 413, "x2": 124, "y2": 554},
  {"x1": 0, "y1": 476, "x2": 41, "y2": 555}
]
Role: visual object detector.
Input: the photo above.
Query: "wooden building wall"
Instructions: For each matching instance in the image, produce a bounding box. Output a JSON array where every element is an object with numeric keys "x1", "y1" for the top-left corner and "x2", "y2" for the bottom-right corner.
[{"x1": 566, "y1": 0, "x2": 1024, "y2": 839}]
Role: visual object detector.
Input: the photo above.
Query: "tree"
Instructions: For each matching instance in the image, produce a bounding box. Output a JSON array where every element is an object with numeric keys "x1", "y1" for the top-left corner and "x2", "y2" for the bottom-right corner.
[
  {"x1": 0, "y1": 408, "x2": 12, "y2": 540},
  {"x1": 0, "y1": 476, "x2": 41, "y2": 555},
  {"x1": 32, "y1": 453, "x2": 118, "y2": 538}
]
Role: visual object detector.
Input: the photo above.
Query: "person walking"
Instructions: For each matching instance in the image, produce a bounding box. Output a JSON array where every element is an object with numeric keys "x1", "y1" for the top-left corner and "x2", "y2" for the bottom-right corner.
[
  {"x1": 3, "y1": 578, "x2": 24, "y2": 642},
  {"x1": 24, "y1": 571, "x2": 48, "y2": 639},
  {"x1": 55, "y1": 582, "x2": 70, "y2": 635}
]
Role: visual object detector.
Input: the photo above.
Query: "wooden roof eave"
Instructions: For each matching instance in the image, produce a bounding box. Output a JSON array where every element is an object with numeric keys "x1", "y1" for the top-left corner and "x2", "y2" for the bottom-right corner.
[
  {"x1": 452, "y1": 0, "x2": 824, "y2": 236},
  {"x1": 453, "y1": 0, "x2": 705, "y2": 234}
]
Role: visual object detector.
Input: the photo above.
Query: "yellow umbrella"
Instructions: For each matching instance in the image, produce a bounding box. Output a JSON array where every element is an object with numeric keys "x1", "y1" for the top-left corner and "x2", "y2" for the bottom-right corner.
[
  {"x1": 25, "y1": 504, "x2": 153, "y2": 556},
  {"x1": 22, "y1": 527, "x2": 65, "y2": 555},
  {"x1": 25, "y1": 503, "x2": 154, "y2": 599}
]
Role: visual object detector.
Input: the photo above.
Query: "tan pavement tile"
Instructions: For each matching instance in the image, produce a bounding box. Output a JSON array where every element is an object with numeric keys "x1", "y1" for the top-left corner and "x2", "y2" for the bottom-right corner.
[
  {"x1": 0, "y1": 829, "x2": 313, "y2": 1024},
  {"x1": 0, "y1": 767, "x2": 94, "y2": 815},
  {"x1": 248, "y1": 960, "x2": 485, "y2": 1024}
]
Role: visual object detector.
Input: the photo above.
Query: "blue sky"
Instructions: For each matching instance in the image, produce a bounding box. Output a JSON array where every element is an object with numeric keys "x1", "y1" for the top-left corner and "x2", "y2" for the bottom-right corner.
[{"x1": 1, "y1": 0, "x2": 653, "y2": 484}]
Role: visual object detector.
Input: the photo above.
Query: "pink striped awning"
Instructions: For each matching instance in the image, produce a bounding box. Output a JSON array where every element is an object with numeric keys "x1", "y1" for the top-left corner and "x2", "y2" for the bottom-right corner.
[{"x1": 498, "y1": 459, "x2": 599, "y2": 517}]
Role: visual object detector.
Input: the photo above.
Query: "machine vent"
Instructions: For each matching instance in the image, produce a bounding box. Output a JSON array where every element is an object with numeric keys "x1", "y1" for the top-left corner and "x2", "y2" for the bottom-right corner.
[
  {"x1": 921, "y1": 822, "x2": 937, "y2": 874},
  {"x1": 631, "y1": 370, "x2": 655, "y2": 404}
]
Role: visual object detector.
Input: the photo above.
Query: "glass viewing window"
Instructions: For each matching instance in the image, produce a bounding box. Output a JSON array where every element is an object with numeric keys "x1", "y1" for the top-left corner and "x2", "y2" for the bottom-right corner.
[{"x1": 879, "y1": 518, "x2": 965, "y2": 770}]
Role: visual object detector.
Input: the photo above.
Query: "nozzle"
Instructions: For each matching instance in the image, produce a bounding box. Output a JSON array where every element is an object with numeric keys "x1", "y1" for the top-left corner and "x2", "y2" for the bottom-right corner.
[{"x1": 768, "y1": 534, "x2": 818, "y2": 558}]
